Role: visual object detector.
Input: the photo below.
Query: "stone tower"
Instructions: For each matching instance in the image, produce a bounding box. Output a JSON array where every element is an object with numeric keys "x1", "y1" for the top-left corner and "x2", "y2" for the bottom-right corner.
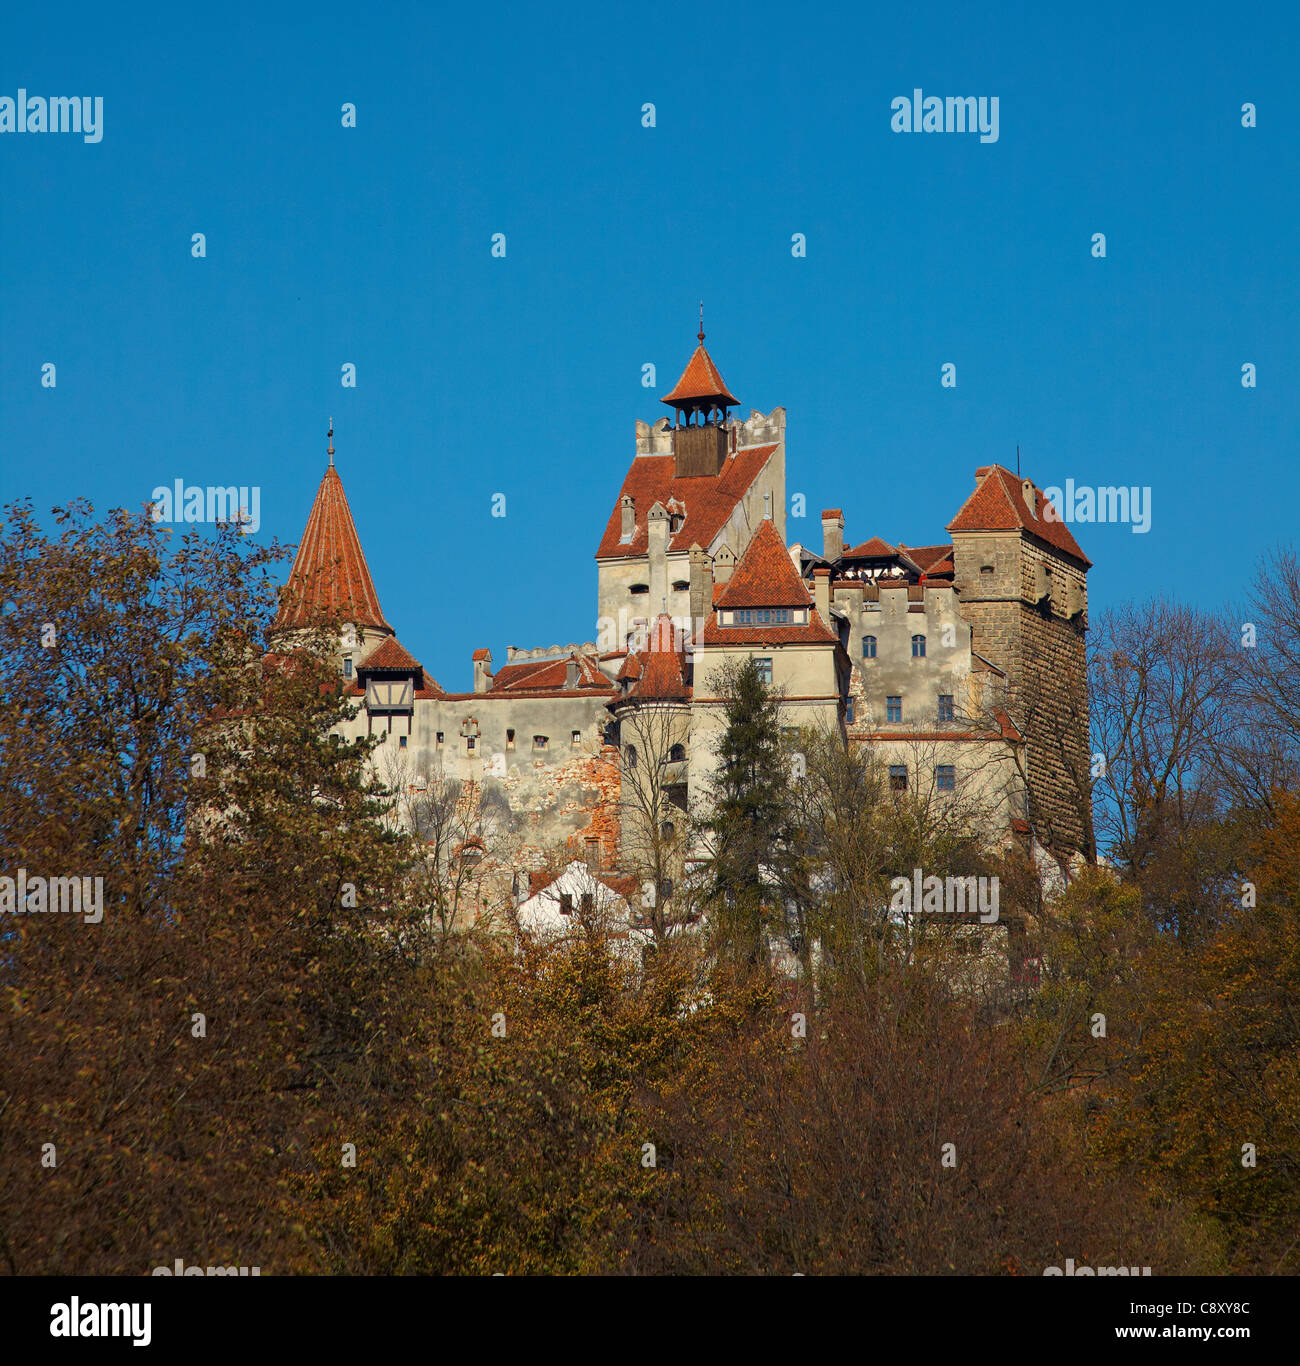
[{"x1": 947, "y1": 465, "x2": 1092, "y2": 855}]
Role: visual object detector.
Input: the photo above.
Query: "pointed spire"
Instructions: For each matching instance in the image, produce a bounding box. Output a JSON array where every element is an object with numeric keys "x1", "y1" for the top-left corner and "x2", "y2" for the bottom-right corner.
[
  {"x1": 273, "y1": 443, "x2": 392, "y2": 633},
  {"x1": 662, "y1": 309, "x2": 739, "y2": 417}
]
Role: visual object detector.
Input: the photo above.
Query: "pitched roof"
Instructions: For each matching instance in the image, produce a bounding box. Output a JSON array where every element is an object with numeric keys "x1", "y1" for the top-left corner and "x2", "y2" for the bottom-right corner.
[
  {"x1": 275, "y1": 464, "x2": 392, "y2": 631},
  {"x1": 714, "y1": 518, "x2": 812, "y2": 609},
  {"x1": 617, "y1": 614, "x2": 690, "y2": 700},
  {"x1": 842, "y1": 536, "x2": 899, "y2": 560},
  {"x1": 947, "y1": 465, "x2": 1091, "y2": 567},
  {"x1": 486, "y1": 653, "x2": 616, "y2": 696},
  {"x1": 697, "y1": 610, "x2": 839, "y2": 646},
  {"x1": 359, "y1": 637, "x2": 423, "y2": 672},
  {"x1": 661, "y1": 342, "x2": 739, "y2": 408},
  {"x1": 899, "y1": 543, "x2": 955, "y2": 576},
  {"x1": 595, "y1": 445, "x2": 778, "y2": 560}
]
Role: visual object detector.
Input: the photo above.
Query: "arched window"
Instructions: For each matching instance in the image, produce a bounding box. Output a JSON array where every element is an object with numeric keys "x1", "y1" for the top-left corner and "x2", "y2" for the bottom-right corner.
[
  {"x1": 863, "y1": 635, "x2": 877, "y2": 659},
  {"x1": 669, "y1": 743, "x2": 686, "y2": 762},
  {"x1": 625, "y1": 744, "x2": 638, "y2": 769},
  {"x1": 911, "y1": 634, "x2": 926, "y2": 658}
]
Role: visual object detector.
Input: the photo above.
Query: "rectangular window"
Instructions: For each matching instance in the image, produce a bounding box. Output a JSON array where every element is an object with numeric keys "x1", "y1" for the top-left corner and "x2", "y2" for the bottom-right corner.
[
  {"x1": 886, "y1": 696, "x2": 902, "y2": 723},
  {"x1": 911, "y1": 634, "x2": 927, "y2": 658},
  {"x1": 938, "y1": 694, "x2": 955, "y2": 722},
  {"x1": 506, "y1": 728, "x2": 515, "y2": 748},
  {"x1": 571, "y1": 730, "x2": 581, "y2": 746},
  {"x1": 533, "y1": 735, "x2": 548, "y2": 750},
  {"x1": 889, "y1": 764, "x2": 908, "y2": 792},
  {"x1": 862, "y1": 635, "x2": 877, "y2": 658},
  {"x1": 845, "y1": 700, "x2": 855, "y2": 724},
  {"x1": 436, "y1": 731, "x2": 444, "y2": 745},
  {"x1": 559, "y1": 893, "x2": 573, "y2": 915},
  {"x1": 754, "y1": 657, "x2": 773, "y2": 684},
  {"x1": 729, "y1": 608, "x2": 792, "y2": 626},
  {"x1": 343, "y1": 657, "x2": 353, "y2": 678},
  {"x1": 399, "y1": 734, "x2": 408, "y2": 748},
  {"x1": 936, "y1": 764, "x2": 956, "y2": 791},
  {"x1": 466, "y1": 737, "x2": 475, "y2": 751},
  {"x1": 580, "y1": 893, "x2": 594, "y2": 914}
]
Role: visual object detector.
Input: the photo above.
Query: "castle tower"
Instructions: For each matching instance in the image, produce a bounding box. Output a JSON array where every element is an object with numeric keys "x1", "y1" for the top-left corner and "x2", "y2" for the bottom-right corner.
[
  {"x1": 947, "y1": 465, "x2": 1091, "y2": 855},
  {"x1": 596, "y1": 318, "x2": 786, "y2": 646},
  {"x1": 272, "y1": 424, "x2": 393, "y2": 676}
]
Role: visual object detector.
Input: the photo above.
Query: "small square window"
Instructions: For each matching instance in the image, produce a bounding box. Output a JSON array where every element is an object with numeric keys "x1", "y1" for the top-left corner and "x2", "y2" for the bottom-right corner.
[
  {"x1": 886, "y1": 696, "x2": 902, "y2": 723},
  {"x1": 399, "y1": 735, "x2": 408, "y2": 748},
  {"x1": 754, "y1": 657, "x2": 773, "y2": 685},
  {"x1": 936, "y1": 764, "x2": 956, "y2": 791},
  {"x1": 938, "y1": 694, "x2": 955, "y2": 722},
  {"x1": 889, "y1": 764, "x2": 908, "y2": 792},
  {"x1": 534, "y1": 735, "x2": 548, "y2": 750}
]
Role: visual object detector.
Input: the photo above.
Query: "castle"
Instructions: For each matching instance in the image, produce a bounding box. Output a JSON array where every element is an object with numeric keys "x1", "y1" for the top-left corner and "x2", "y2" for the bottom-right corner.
[{"x1": 271, "y1": 328, "x2": 1092, "y2": 916}]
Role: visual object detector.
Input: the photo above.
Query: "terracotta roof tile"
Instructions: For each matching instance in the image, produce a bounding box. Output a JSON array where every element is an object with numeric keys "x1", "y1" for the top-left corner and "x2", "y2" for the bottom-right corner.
[
  {"x1": 947, "y1": 465, "x2": 1091, "y2": 566},
  {"x1": 661, "y1": 343, "x2": 739, "y2": 408},
  {"x1": 698, "y1": 609, "x2": 839, "y2": 646},
  {"x1": 618, "y1": 614, "x2": 690, "y2": 699},
  {"x1": 842, "y1": 536, "x2": 899, "y2": 560},
  {"x1": 595, "y1": 445, "x2": 778, "y2": 560},
  {"x1": 487, "y1": 654, "x2": 616, "y2": 695},
  {"x1": 359, "y1": 637, "x2": 422, "y2": 672},
  {"x1": 714, "y1": 518, "x2": 812, "y2": 610},
  {"x1": 275, "y1": 464, "x2": 392, "y2": 632}
]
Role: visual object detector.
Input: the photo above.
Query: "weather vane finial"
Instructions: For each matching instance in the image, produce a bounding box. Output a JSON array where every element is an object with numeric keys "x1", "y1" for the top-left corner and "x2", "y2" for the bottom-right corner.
[
  {"x1": 698, "y1": 300, "x2": 705, "y2": 344},
  {"x1": 327, "y1": 418, "x2": 334, "y2": 466}
]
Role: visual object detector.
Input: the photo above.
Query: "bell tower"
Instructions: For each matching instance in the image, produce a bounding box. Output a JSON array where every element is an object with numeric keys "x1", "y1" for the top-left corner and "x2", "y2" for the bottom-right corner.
[{"x1": 661, "y1": 305, "x2": 738, "y2": 478}]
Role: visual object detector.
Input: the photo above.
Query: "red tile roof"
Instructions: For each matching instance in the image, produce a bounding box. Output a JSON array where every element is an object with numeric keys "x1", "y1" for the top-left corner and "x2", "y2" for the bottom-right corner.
[
  {"x1": 698, "y1": 610, "x2": 839, "y2": 646},
  {"x1": 899, "y1": 543, "x2": 955, "y2": 576},
  {"x1": 947, "y1": 465, "x2": 1091, "y2": 567},
  {"x1": 842, "y1": 536, "x2": 899, "y2": 560},
  {"x1": 617, "y1": 614, "x2": 691, "y2": 699},
  {"x1": 487, "y1": 653, "x2": 616, "y2": 695},
  {"x1": 359, "y1": 637, "x2": 423, "y2": 673},
  {"x1": 661, "y1": 343, "x2": 739, "y2": 408},
  {"x1": 715, "y1": 518, "x2": 812, "y2": 610},
  {"x1": 275, "y1": 464, "x2": 392, "y2": 632},
  {"x1": 595, "y1": 445, "x2": 778, "y2": 560},
  {"x1": 472, "y1": 648, "x2": 492, "y2": 661}
]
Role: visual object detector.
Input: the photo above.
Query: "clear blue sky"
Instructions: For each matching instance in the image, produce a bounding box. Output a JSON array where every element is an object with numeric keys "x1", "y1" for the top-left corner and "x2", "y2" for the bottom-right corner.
[{"x1": 3, "y1": 1, "x2": 1296, "y2": 688}]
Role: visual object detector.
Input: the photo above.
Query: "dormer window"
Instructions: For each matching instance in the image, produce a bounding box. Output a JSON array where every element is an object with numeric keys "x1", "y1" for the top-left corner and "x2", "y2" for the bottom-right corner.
[
  {"x1": 669, "y1": 515, "x2": 684, "y2": 534},
  {"x1": 725, "y1": 608, "x2": 793, "y2": 626}
]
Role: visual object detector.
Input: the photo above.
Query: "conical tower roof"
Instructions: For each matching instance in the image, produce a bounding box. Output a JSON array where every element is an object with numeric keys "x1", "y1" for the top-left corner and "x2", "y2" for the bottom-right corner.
[{"x1": 274, "y1": 439, "x2": 392, "y2": 632}]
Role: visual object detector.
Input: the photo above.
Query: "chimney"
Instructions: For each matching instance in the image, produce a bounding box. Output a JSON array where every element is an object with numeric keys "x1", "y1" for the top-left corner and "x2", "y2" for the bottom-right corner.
[
  {"x1": 813, "y1": 567, "x2": 831, "y2": 620},
  {"x1": 713, "y1": 542, "x2": 736, "y2": 586},
  {"x1": 565, "y1": 658, "x2": 580, "y2": 689},
  {"x1": 620, "y1": 494, "x2": 635, "y2": 543},
  {"x1": 472, "y1": 648, "x2": 493, "y2": 693},
  {"x1": 821, "y1": 509, "x2": 844, "y2": 562},
  {"x1": 688, "y1": 543, "x2": 712, "y2": 629},
  {"x1": 647, "y1": 501, "x2": 669, "y2": 608}
]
